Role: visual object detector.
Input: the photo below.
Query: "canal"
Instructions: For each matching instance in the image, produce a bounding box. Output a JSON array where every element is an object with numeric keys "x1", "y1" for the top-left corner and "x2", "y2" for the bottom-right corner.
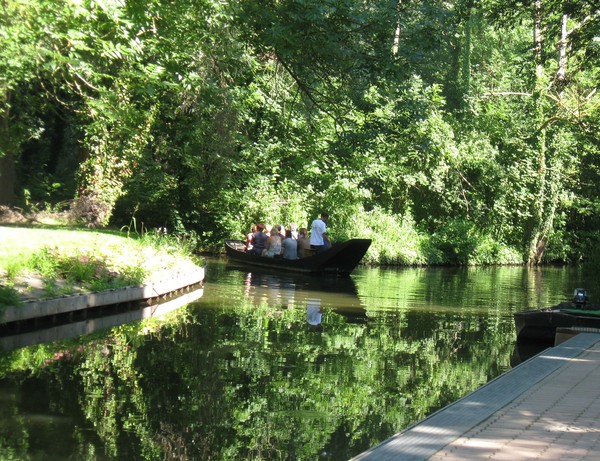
[{"x1": 0, "y1": 259, "x2": 598, "y2": 460}]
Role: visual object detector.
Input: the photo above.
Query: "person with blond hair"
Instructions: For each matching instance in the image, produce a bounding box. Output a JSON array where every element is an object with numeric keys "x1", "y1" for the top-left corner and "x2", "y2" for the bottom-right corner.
[
  {"x1": 297, "y1": 228, "x2": 311, "y2": 258},
  {"x1": 263, "y1": 227, "x2": 283, "y2": 257}
]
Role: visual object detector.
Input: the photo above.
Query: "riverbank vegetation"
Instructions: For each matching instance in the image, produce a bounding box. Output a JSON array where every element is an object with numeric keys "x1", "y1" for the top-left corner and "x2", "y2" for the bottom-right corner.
[
  {"x1": 1, "y1": 0, "x2": 599, "y2": 265},
  {"x1": 0, "y1": 223, "x2": 201, "y2": 307}
]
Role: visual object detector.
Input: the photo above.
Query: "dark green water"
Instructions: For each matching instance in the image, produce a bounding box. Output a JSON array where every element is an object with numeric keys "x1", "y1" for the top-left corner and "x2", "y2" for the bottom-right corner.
[{"x1": 0, "y1": 259, "x2": 598, "y2": 460}]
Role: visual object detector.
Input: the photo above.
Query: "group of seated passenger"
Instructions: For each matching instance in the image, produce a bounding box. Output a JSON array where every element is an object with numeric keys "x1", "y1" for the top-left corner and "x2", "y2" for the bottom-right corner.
[{"x1": 246, "y1": 223, "x2": 312, "y2": 259}]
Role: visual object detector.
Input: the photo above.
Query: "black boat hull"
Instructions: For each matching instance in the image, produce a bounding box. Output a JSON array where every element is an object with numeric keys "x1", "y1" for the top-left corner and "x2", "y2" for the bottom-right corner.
[
  {"x1": 514, "y1": 307, "x2": 600, "y2": 344},
  {"x1": 225, "y1": 238, "x2": 371, "y2": 276}
]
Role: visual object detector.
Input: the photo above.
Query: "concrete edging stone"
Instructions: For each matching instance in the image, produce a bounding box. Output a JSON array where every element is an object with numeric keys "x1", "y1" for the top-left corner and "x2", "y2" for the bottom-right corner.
[{"x1": 1, "y1": 267, "x2": 205, "y2": 324}]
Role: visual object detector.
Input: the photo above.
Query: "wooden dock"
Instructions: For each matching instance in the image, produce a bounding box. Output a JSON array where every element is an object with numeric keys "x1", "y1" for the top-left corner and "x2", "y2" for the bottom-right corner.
[{"x1": 353, "y1": 333, "x2": 600, "y2": 460}]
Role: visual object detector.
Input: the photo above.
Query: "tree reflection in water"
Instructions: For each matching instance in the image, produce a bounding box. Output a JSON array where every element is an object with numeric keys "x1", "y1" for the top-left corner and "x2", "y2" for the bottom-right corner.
[{"x1": 1, "y1": 262, "x2": 594, "y2": 460}]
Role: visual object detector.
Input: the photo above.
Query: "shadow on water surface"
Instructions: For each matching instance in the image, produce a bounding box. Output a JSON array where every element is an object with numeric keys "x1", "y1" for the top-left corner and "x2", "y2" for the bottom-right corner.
[{"x1": 511, "y1": 339, "x2": 552, "y2": 366}]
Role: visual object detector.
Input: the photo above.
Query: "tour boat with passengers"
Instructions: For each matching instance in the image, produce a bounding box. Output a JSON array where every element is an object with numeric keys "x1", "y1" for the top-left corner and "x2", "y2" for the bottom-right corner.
[{"x1": 224, "y1": 238, "x2": 371, "y2": 276}]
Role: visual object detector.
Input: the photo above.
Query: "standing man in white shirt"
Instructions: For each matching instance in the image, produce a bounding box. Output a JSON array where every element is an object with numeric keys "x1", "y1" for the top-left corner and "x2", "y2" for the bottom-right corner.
[{"x1": 309, "y1": 212, "x2": 329, "y2": 252}]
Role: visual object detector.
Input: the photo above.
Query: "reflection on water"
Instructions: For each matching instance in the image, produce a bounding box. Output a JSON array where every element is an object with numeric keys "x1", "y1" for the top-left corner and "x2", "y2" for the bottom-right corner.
[
  {"x1": 238, "y1": 268, "x2": 367, "y2": 330},
  {"x1": 0, "y1": 285, "x2": 205, "y2": 352},
  {"x1": 306, "y1": 300, "x2": 322, "y2": 330},
  {"x1": 1, "y1": 260, "x2": 599, "y2": 460}
]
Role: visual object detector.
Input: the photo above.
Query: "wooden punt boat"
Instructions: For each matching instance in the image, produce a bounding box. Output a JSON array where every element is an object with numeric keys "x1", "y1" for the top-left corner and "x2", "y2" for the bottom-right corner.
[
  {"x1": 225, "y1": 238, "x2": 371, "y2": 276},
  {"x1": 514, "y1": 302, "x2": 600, "y2": 344}
]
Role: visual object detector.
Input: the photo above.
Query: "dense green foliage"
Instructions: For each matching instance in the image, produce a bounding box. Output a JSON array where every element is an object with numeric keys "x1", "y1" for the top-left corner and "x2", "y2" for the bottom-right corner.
[{"x1": 1, "y1": 0, "x2": 599, "y2": 264}]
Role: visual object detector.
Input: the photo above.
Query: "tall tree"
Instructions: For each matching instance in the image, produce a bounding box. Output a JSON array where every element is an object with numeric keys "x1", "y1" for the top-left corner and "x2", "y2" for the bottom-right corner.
[
  {"x1": 477, "y1": 0, "x2": 599, "y2": 263},
  {"x1": 0, "y1": 0, "x2": 43, "y2": 204}
]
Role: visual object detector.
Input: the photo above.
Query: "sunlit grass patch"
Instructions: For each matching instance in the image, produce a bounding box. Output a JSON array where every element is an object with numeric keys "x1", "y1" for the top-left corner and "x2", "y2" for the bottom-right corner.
[{"x1": 0, "y1": 226, "x2": 202, "y2": 307}]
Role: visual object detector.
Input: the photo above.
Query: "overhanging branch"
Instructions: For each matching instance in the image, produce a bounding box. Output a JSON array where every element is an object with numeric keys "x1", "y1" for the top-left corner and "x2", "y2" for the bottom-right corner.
[{"x1": 275, "y1": 53, "x2": 346, "y2": 133}]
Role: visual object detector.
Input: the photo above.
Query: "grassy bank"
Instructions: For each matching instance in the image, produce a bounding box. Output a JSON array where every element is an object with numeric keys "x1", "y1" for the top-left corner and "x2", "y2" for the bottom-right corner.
[{"x1": 0, "y1": 225, "x2": 202, "y2": 307}]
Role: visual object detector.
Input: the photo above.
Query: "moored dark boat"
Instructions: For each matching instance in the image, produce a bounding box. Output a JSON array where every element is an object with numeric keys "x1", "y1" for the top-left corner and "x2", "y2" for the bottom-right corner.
[
  {"x1": 514, "y1": 289, "x2": 600, "y2": 344},
  {"x1": 225, "y1": 238, "x2": 371, "y2": 276}
]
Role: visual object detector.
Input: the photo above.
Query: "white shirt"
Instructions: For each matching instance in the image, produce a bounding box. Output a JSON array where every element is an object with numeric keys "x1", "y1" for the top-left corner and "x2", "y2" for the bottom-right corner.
[
  {"x1": 306, "y1": 302, "x2": 322, "y2": 325},
  {"x1": 309, "y1": 218, "x2": 327, "y2": 245}
]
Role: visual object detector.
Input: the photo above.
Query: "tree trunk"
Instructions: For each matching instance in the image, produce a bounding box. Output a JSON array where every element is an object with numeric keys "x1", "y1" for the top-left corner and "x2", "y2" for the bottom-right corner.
[
  {"x1": 556, "y1": 12, "x2": 568, "y2": 94},
  {"x1": 533, "y1": 0, "x2": 544, "y2": 81},
  {"x1": 391, "y1": 0, "x2": 402, "y2": 56},
  {"x1": 461, "y1": 3, "x2": 474, "y2": 108},
  {"x1": 527, "y1": 0, "x2": 548, "y2": 265},
  {"x1": 0, "y1": 85, "x2": 16, "y2": 205},
  {"x1": 526, "y1": 0, "x2": 566, "y2": 265},
  {"x1": 0, "y1": 152, "x2": 16, "y2": 205}
]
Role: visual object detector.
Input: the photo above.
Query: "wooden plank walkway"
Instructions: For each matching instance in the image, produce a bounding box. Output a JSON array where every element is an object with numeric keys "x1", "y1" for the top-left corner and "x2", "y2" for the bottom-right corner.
[{"x1": 352, "y1": 333, "x2": 600, "y2": 461}]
